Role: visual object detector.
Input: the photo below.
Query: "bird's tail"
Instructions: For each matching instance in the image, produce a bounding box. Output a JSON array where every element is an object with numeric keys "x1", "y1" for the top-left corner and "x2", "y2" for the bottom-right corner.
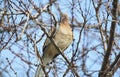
[
  {"x1": 34, "y1": 57, "x2": 52, "y2": 77},
  {"x1": 34, "y1": 64, "x2": 43, "y2": 77}
]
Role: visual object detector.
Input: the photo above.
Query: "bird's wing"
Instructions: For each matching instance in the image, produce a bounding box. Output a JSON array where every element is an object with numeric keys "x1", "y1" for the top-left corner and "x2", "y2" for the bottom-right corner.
[{"x1": 43, "y1": 27, "x2": 57, "y2": 52}]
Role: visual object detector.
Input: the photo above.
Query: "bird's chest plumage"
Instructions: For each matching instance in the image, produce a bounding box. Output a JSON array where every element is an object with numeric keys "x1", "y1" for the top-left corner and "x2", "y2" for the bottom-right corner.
[{"x1": 54, "y1": 28, "x2": 73, "y2": 51}]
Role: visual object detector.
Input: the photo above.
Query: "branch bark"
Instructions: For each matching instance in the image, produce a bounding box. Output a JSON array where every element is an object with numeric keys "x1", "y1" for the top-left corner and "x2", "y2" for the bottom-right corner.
[{"x1": 98, "y1": 0, "x2": 118, "y2": 77}]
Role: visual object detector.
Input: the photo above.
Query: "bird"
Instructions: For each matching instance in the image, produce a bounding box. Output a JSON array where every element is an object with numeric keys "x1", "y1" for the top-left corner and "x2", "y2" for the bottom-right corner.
[{"x1": 34, "y1": 14, "x2": 73, "y2": 77}]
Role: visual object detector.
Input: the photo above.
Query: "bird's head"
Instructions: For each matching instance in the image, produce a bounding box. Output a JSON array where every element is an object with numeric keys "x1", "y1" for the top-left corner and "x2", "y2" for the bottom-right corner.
[{"x1": 60, "y1": 13, "x2": 68, "y2": 24}]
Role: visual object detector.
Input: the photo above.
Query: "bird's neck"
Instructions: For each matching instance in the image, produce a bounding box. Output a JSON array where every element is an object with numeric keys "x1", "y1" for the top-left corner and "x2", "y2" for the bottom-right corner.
[{"x1": 59, "y1": 22, "x2": 72, "y2": 35}]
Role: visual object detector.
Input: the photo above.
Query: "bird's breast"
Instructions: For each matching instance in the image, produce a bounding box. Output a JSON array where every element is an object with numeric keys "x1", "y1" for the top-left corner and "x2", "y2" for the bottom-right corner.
[{"x1": 54, "y1": 31, "x2": 73, "y2": 51}]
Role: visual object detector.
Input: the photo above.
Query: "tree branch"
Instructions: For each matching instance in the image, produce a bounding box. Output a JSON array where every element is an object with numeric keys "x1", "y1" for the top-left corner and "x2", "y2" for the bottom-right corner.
[{"x1": 99, "y1": 0, "x2": 118, "y2": 77}]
